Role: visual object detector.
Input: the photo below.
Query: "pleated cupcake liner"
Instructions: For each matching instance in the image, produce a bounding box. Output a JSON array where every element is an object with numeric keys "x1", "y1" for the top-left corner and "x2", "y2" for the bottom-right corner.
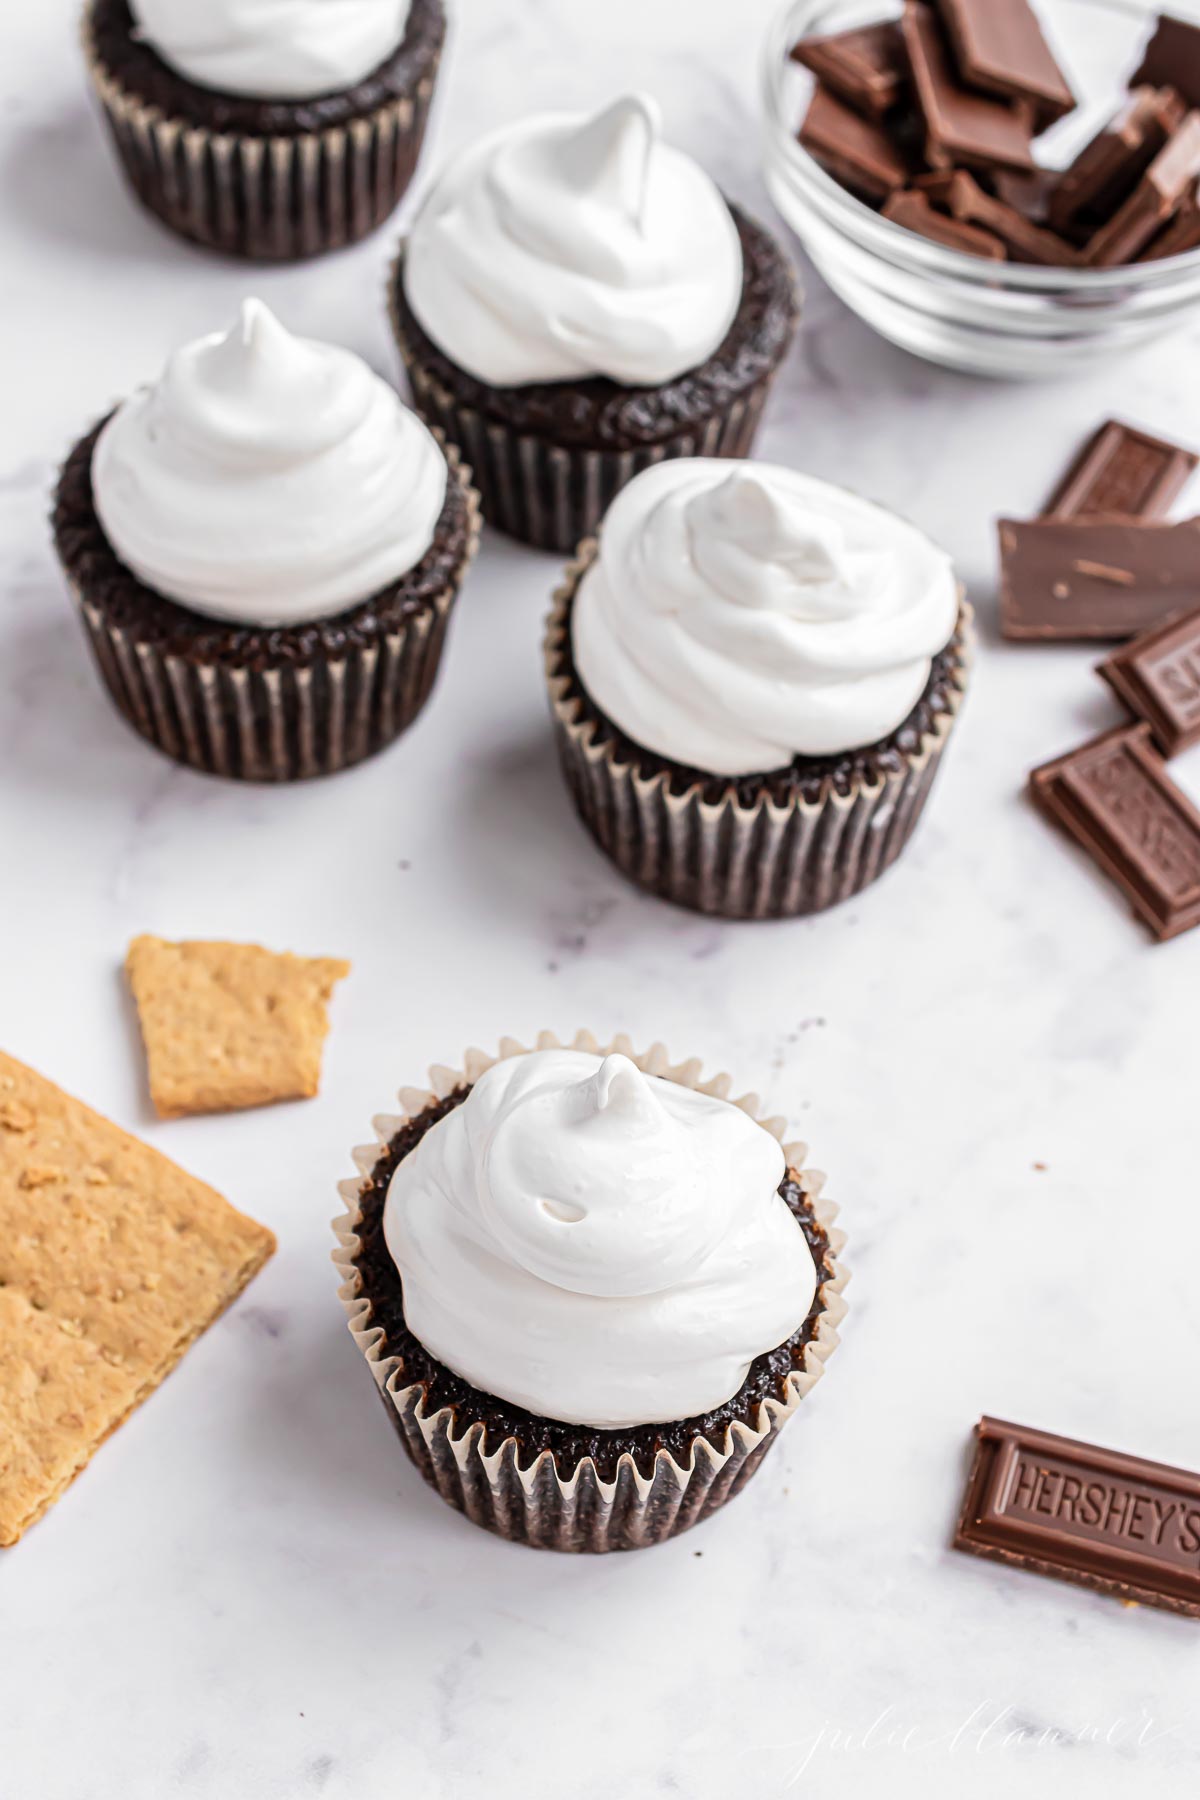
[
  {"x1": 83, "y1": 8, "x2": 440, "y2": 260},
  {"x1": 545, "y1": 544, "x2": 974, "y2": 919},
  {"x1": 332, "y1": 1029, "x2": 848, "y2": 1553},
  {"x1": 65, "y1": 446, "x2": 481, "y2": 783},
  {"x1": 388, "y1": 253, "x2": 778, "y2": 554}
]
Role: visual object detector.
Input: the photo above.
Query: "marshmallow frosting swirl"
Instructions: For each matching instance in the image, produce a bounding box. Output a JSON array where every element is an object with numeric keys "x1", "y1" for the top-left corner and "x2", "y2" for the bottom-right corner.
[
  {"x1": 571, "y1": 459, "x2": 959, "y2": 771},
  {"x1": 92, "y1": 299, "x2": 447, "y2": 625},
  {"x1": 402, "y1": 94, "x2": 744, "y2": 387},
  {"x1": 129, "y1": 0, "x2": 411, "y2": 100},
  {"x1": 383, "y1": 1050, "x2": 816, "y2": 1428}
]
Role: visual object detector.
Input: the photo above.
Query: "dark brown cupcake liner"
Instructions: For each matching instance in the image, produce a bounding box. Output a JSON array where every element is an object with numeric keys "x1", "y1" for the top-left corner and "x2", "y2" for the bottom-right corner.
[
  {"x1": 332, "y1": 1031, "x2": 848, "y2": 1553},
  {"x1": 63, "y1": 443, "x2": 481, "y2": 783},
  {"x1": 545, "y1": 544, "x2": 973, "y2": 918},
  {"x1": 83, "y1": 6, "x2": 440, "y2": 260},
  {"x1": 389, "y1": 252, "x2": 780, "y2": 554}
]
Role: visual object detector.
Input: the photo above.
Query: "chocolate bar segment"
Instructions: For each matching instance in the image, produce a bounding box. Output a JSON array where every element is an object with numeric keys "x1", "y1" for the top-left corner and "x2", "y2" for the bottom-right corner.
[
  {"x1": 1099, "y1": 606, "x2": 1200, "y2": 756},
  {"x1": 998, "y1": 514, "x2": 1200, "y2": 639},
  {"x1": 955, "y1": 1417, "x2": 1200, "y2": 1615},
  {"x1": 1049, "y1": 87, "x2": 1185, "y2": 234},
  {"x1": 1044, "y1": 419, "x2": 1198, "y2": 522},
  {"x1": 799, "y1": 83, "x2": 914, "y2": 201},
  {"x1": 915, "y1": 168, "x2": 1080, "y2": 263},
  {"x1": 1083, "y1": 111, "x2": 1200, "y2": 266},
  {"x1": 932, "y1": 0, "x2": 1075, "y2": 128},
  {"x1": 791, "y1": 22, "x2": 908, "y2": 120},
  {"x1": 1132, "y1": 13, "x2": 1200, "y2": 110},
  {"x1": 902, "y1": 2, "x2": 1036, "y2": 174},
  {"x1": 883, "y1": 187, "x2": 1006, "y2": 257},
  {"x1": 1138, "y1": 193, "x2": 1200, "y2": 260},
  {"x1": 1029, "y1": 725, "x2": 1200, "y2": 939}
]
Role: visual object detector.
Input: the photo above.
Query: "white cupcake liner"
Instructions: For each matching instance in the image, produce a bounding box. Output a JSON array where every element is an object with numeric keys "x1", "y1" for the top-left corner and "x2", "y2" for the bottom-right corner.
[
  {"x1": 388, "y1": 251, "x2": 779, "y2": 554},
  {"x1": 332, "y1": 1030, "x2": 848, "y2": 1553},
  {"x1": 545, "y1": 544, "x2": 974, "y2": 918},
  {"x1": 83, "y1": 5, "x2": 440, "y2": 260},
  {"x1": 63, "y1": 444, "x2": 481, "y2": 783}
]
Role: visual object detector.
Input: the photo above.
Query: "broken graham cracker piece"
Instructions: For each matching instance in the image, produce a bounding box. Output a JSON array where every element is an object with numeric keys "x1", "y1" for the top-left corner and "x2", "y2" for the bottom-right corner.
[
  {"x1": 126, "y1": 935, "x2": 350, "y2": 1120},
  {"x1": 0, "y1": 1050, "x2": 275, "y2": 1545}
]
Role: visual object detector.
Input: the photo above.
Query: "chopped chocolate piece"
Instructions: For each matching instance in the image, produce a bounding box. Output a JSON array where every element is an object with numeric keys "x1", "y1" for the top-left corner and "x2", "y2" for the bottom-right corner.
[
  {"x1": 1083, "y1": 110, "x2": 1200, "y2": 266},
  {"x1": 902, "y1": 2, "x2": 1036, "y2": 173},
  {"x1": 915, "y1": 167, "x2": 1079, "y2": 262},
  {"x1": 998, "y1": 514, "x2": 1200, "y2": 639},
  {"x1": 1044, "y1": 419, "x2": 1198, "y2": 521},
  {"x1": 791, "y1": 22, "x2": 909, "y2": 120},
  {"x1": 1132, "y1": 12, "x2": 1200, "y2": 110},
  {"x1": 1049, "y1": 87, "x2": 1186, "y2": 233},
  {"x1": 1030, "y1": 725, "x2": 1200, "y2": 939},
  {"x1": 990, "y1": 164, "x2": 1061, "y2": 225},
  {"x1": 955, "y1": 1416, "x2": 1200, "y2": 1612},
  {"x1": 1099, "y1": 606, "x2": 1200, "y2": 756},
  {"x1": 1138, "y1": 191, "x2": 1200, "y2": 259},
  {"x1": 798, "y1": 83, "x2": 913, "y2": 201},
  {"x1": 883, "y1": 187, "x2": 1007, "y2": 256},
  {"x1": 932, "y1": 0, "x2": 1075, "y2": 129}
]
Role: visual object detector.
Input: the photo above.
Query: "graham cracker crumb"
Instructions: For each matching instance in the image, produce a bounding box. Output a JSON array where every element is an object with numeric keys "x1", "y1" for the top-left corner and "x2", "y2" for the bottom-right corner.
[
  {"x1": 1, "y1": 1100, "x2": 34, "y2": 1133},
  {"x1": 125, "y1": 935, "x2": 350, "y2": 1120},
  {"x1": 19, "y1": 1165, "x2": 63, "y2": 1190},
  {"x1": 0, "y1": 1050, "x2": 275, "y2": 1546}
]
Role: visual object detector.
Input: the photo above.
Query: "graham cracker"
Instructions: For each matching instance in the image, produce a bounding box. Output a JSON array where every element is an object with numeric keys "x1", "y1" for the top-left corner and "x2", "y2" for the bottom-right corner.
[
  {"x1": 126, "y1": 935, "x2": 350, "y2": 1119},
  {"x1": 0, "y1": 1051, "x2": 275, "y2": 1546}
]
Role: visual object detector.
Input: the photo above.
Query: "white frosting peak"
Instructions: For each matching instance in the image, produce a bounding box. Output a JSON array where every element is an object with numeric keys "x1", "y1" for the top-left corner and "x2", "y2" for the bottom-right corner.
[
  {"x1": 402, "y1": 94, "x2": 744, "y2": 387},
  {"x1": 92, "y1": 299, "x2": 447, "y2": 625},
  {"x1": 129, "y1": 0, "x2": 411, "y2": 100},
  {"x1": 384, "y1": 1050, "x2": 816, "y2": 1428},
  {"x1": 571, "y1": 459, "x2": 959, "y2": 772}
]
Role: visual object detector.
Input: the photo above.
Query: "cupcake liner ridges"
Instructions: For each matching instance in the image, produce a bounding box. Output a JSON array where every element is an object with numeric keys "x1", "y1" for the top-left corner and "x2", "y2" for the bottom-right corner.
[
  {"x1": 389, "y1": 254, "x2": 780, "y2": 555},
  {"x1": 83, "y1": 7, "x2": 440, "y2": 261},
  {"x1": 60, "y1": 442, "x2": 481, "y2": 783},
  {"x1": 332, "y1": 1030, "x2": 848, "y2": 1553},
  {"x1": 545, "y1": 544, "x2": 974, "y2": 919}
]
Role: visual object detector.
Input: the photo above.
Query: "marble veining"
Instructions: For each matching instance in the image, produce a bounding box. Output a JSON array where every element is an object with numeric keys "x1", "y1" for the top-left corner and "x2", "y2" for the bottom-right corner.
[{"x1": 2, "y1": 2, "x2": 1199, "y2": 1797}]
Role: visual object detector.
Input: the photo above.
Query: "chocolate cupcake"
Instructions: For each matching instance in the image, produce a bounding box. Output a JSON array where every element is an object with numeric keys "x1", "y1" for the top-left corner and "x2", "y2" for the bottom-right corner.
[
  {"x1": 333, "y1": 1031, "x2": 847, "y2": 1552},
  {"x1": 545, "y1": 459, "x2": 972, "y2": 918},
  {"x1": 83, "y1": 0, "x2": 445, "y2": 259},
  {"x1": 389, "y1": 93, "x2": 800, "y2": 552},
  {"x1": 53, "y1": 299, "x2": 480, "y2": 781}
]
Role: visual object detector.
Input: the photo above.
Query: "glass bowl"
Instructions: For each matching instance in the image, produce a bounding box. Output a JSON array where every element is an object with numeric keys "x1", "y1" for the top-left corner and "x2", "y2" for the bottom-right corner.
[{"x1": 762, "y1": 0, "x2": 1200, "y2": 377}]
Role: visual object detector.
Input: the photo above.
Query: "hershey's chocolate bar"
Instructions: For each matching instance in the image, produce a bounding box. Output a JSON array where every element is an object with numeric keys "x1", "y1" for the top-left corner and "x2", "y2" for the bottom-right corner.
[
  {"x1": 1029, "y1": 724, "x2": 1200, "y2": 939},
  {"x1": 1083, "y1": 110, "x2": 1200, "y2": 267},
  {"x1": 932, "y1": 0, "x2": 1075, "y2": 128},
  {"x1": 998, "y1": 514, "x2": 1200, "y2": 640},
  {"x1": 955, "y1": 1417, "x2": 1200, "y2": 1617},
  {"x1": 1132, "y1": 12, "x2": 1200, "y2": 110},
  {"x1": 791, "y1": 22, "x2": 908, "y2": 120},
  {"x1": 1099, "y1": 606, "x2": 1200, "y2": 757},
  {"x1": 1049, "y1": 86, "x2": 1185, "y2": 234},
  {"x1": 1044, "y1": 419, "x2": 1199, "y2": 522},
  {"x1": 799, "y1": 83, "x2": 913, "y2": 201},
  {"x1": 902, "y1": 3, "x2": 1036, "y2": 175}
]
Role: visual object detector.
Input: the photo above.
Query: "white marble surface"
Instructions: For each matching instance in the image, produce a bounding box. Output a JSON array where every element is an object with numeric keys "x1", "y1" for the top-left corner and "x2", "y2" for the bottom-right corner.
[{"x1": 3, "y1": 3, "x2": 1200, "y2": 1795}]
